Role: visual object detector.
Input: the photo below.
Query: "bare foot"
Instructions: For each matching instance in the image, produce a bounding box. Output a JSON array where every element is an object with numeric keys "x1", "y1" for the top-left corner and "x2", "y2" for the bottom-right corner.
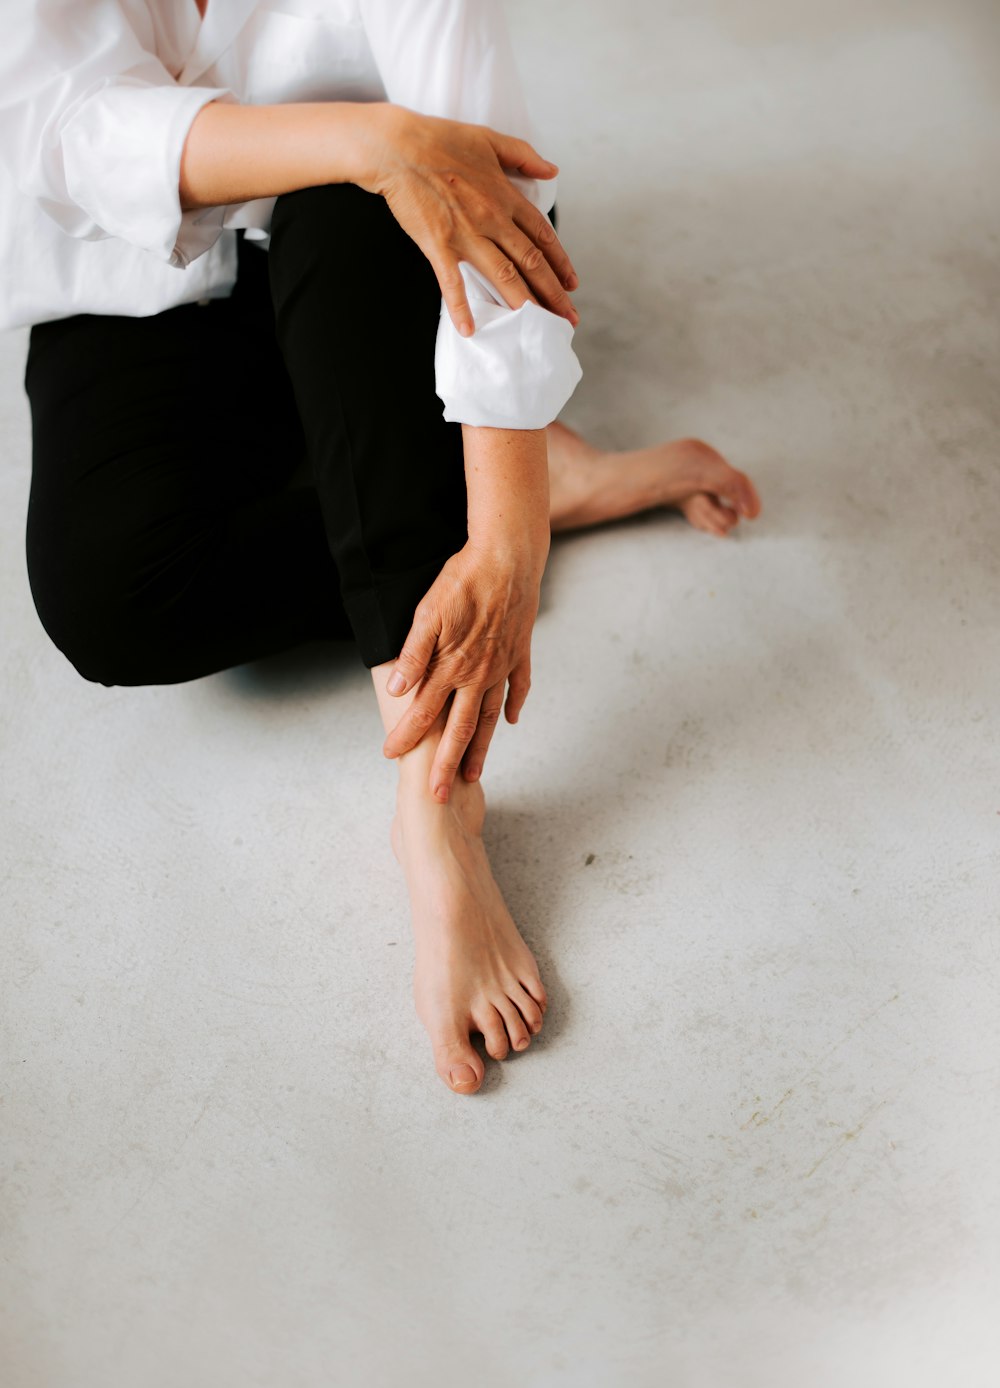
[
  {"x1": 546, "y1": 420, "x2": 762, "y2": 538},
  {"x1": 392, "y1": 777, "x2": 547, "y2": 1095}
]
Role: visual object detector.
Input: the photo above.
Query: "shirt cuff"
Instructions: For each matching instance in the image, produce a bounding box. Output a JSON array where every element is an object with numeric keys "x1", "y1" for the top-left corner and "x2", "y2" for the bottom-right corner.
[
  {"x1": 59, "y1": 80, "x2": 236, "y2": 266},
  {"x1": 434, "y1": 262, "x2": 583, "y2": 429}
]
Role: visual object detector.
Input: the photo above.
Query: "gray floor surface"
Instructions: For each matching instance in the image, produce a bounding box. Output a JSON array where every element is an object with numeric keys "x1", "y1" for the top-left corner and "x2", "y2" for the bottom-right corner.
[{"x1": 2, "y1": 2, "x2": 999, "y2": 1385}]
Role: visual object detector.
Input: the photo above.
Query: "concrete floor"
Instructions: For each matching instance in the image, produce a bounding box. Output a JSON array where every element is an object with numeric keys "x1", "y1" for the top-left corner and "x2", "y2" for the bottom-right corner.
[{"x1": 2, "y1": 2, "x2": 999, "y2": 1384}]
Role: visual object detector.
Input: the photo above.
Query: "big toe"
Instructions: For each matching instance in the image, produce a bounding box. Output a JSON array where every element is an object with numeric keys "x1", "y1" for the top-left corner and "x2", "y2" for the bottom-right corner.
[
  {"x1": 720, "y1": 467, "x2": 761, "y2": 518},
  {"x1": 432, "y1": 1030, "x2": 485, "y2": 1095},
  {"x1": 695, "y1": 449, "x2": 760, "y2": 518}
]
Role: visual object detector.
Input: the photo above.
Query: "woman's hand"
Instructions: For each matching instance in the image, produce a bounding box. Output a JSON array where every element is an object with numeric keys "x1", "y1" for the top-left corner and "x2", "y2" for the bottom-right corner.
[
  {"x1": 358, "y1": 104, "x2": 579, "y2": 337},
  {"x1": 381, "y1": 537, "x2": 549, "y2": 801},
  {"x1": 180, "y1": 100, "x2": 578, "y2": 334},
  {"x1": 383, "y1": 425, "x2": 551, "y2": 797}
]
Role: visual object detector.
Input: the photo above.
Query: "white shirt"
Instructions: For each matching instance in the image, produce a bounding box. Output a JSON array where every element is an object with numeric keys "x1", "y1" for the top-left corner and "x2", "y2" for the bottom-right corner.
[{"x1": 0, "y1": 0, "x2": 582, "y2": 429}]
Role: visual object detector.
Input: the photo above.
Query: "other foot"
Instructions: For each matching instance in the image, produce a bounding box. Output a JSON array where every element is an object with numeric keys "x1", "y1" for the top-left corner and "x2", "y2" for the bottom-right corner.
[
  {"x1": 547, "y1": 425, "x2": 762, "y2": 538},
  {"x1": 391, "y1": 780, "x2": 548, "y2": 1096}
]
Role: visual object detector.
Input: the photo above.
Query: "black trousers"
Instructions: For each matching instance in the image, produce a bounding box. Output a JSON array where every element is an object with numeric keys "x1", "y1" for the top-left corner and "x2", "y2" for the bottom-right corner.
[{"x1": 23, "y1": 184, "x2": 497, "y2": 685}]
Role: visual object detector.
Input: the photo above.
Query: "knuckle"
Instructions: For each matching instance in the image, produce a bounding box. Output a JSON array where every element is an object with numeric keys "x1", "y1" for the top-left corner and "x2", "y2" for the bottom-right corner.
[
  {"x1": 478, "y1": 705, "x2": 501, "y2": 727},
  {"x1": 410, "y1": 704, "x2": 437, "y2": 730},
  {"x1": 437, "y1": 266, "x2": 464, "y2": 294},
  {"x1": 494, "y1": 257, "x2": 520, "y2": 285},
  {"x1": 449, "y1": 719, "x2": 479, "y2": 743},
  {"x1": 521, "y1": 245, "x2": 546, "y2": 273}
]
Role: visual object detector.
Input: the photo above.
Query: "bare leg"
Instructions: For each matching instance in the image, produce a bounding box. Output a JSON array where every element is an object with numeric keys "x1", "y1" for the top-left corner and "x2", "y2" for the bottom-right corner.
[
  {"x1": 545, "y1": 419, "x2": 762, "y2": 537},
  {"x1": 371, "y1": 421, "x2": 759, "y2": 1097},
  {"x1": 372, "y1": 661, "x2": 547, "y2": 1096}
]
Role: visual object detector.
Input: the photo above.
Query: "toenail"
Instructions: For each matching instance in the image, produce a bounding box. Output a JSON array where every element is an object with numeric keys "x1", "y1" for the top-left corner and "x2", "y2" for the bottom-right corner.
[
  {"x1": 450, "y1": 1065, "x2": 477, "y2": 1088},
  {"x1": 515, "y1": 1037, "x2": 529, "y2": 1049}
]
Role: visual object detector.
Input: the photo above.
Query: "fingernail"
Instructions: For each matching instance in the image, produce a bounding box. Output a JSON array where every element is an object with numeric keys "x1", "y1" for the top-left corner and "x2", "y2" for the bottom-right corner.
[
  {"x1": 435, "y1": 784, "x2": 449, "y2": 803},
  {"x1": 466, "y1": 765, "x2": 481, "y2": 781},
  {"x1": 387, "y1": 671, "x2": 406, "y2": 694},
  {"x1": 566, "y1": 272, "x2": 579, "y2": 289},
  {"x1": 458, "y1": 321, "x2": 473, "y2": 337}
]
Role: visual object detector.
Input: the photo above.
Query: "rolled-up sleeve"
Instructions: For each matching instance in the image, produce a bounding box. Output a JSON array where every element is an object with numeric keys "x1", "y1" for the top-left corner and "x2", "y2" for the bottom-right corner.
[
  {"x1": 0, "y1": 0, "x2": 234, "y2": 266},
  {"x1": 435, "y1": 257, "x2": 583, "y2": 428},
  {"x1": 360, "y1": 0, "x2": 583, "y2": 429}
]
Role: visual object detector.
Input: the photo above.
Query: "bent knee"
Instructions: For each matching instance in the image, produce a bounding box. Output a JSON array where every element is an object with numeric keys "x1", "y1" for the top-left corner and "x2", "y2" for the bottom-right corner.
[
  {"x1": 26, "y1": 545, "x2": 164, "y2": 688},
  {"x1": 31, "y1": 599, "x2": 155, "y2": 688},
  {"x1": 271, "y1": 180, "x2": 391, "y2": 238},
  {"x1": 269, "y1": 179, "x2": 426, "y2": 280}
]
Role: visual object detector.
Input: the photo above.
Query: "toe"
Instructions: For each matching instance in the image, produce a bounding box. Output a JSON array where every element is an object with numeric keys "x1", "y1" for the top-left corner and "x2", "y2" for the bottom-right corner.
[
  {"x1": 496, "y1": 997, "x2": 532, "y2": 1052},
  {"x1": 508, "y1": 982, "x2": 544, "y2": 1035},
  {"x1": 521, "y1": 972, "x2": 548, "y2": 1014},
  {"x1": 720, "y1": 478, "x2": 758, "y2": 519},
  {"x1": 475, "y1": 1004, "x2": 510, "y2": 1061},
  {"x1": 681, "y1": 493, "x2": 730, "y2": 537},
  {"x1": 734, "y1": 469, "x2": 762, "y2": 518},
  {"x1": 709, "y1": 495, "x2": 740, "y2": 532},
  {"x1": 717, "y1": 470, "x2": 760, "y2": 519},
  {"x1": 431, "y1": 1029, "x2": 485, "y2": 1094},
  {"x1": 694, "y1": 448, "x2": 760, "y2": 518}
]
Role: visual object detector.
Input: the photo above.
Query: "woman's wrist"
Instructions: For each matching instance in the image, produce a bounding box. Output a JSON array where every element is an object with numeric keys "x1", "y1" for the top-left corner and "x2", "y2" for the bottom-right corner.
[
  {"x1": 465, "y1": 530, "x2": 550, "y2": 584},
  {"x1": 332, "y1": 101, "x2": 407, "y2": 191}
]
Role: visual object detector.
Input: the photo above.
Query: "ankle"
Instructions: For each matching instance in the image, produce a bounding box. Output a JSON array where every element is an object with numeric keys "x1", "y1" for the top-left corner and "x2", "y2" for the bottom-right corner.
[
  {"x1": 395, "y1": 772, "x2": 485, "y2": 839},
  {"x1": 547, "y1": 420, "x2": 602, "y2": 466}
]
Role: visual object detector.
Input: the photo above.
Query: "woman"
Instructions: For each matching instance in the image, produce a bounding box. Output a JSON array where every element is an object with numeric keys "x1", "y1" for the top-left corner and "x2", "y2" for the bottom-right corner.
[{"x1": 1, "y1": 0, "x2": 761, "y2": 1096}]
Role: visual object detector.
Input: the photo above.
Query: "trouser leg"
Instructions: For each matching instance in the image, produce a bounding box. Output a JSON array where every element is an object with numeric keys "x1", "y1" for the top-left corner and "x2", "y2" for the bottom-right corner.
[
  {"x1": 267, "y1": 182, "x2": 469, "y2": 669},
  {"x1": 23, "y1": 235, "x2": 352, "y2": 687}
]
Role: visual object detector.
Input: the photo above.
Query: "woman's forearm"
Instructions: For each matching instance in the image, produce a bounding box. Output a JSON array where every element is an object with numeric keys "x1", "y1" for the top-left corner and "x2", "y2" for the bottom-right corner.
[
  {"x1": 462, "y1": 425, "x2": 551, "y2": 576},
  {"x1": 179, "y1": 100, "x2": 576, "y2": 339},
  {"x1": 381, "y1": 424, "x2": 551, "y2": 777},
  {"x1": 179, "y1": 100, "x2": 395, "y2": 209}
]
